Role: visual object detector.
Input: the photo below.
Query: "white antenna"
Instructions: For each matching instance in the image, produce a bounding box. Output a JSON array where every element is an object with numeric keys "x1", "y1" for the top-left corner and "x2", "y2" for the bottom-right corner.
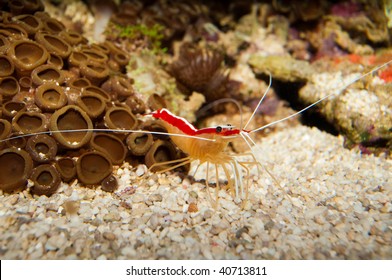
[
  {"x1": 243, "y1": 74, "x2": 272, "y2": 130},
  {"x1": 0, "y1": 128, "x2": 217, "y2": 143},
  {"x1": 250, "y1": 60, "x2": 392, "y2": 134}
]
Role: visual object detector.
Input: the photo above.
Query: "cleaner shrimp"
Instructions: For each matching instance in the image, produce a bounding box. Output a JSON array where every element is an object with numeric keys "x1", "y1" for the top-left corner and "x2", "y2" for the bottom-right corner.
[{"x1": 1, "y1": 60, "x2": 391, "y2": 207}]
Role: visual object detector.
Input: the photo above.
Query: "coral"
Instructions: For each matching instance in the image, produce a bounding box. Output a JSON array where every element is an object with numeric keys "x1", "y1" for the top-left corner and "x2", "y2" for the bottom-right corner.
[
  {"x1": 90, "y1": 133, "x2": 127, "y2": 165},
  {"x1": 31, "y1": 64, "x2": 64, "y2": 86},
  {"x1": 55, "y1": 157, "x2": 76, "y2": 182},
  {"x1": 0, "y1": 76, "x2": 20, "y2": 99},
  {"x1": 2, "y1": 0, "x2": 388, "y2": 200},
  {"x1": 0, "y1": 148, "x2": 33, "y2": 193},
  {"x1": 25, "y1": 134, "x2": 57, "y2": 163},
  {"x1": 104, "y1": 106, "x2": 138, "y2": 131},
  {"x1": 35, "y1": 82, "x2": 68, "y2": 112},
  {"x1": 248, "y1": 54, "x2": 312, "y2": 82},
  {"x1": 30, "y1": 164, "x2": 61, "y2": 196},
  {"x1": 75, "y1": 92, "x2": 106, "y2": 119},
  {"x1": 379, "y1": 66, "x2": 392, "y2": 82},
  {"x1": 144, "y1": 139, "x2": 179, "y2": 172},
  {"x1": 109, "y1": 0, "x2": 207, "y2": 48},
  {"x1": 0, "y1": 55, "x2": 15, "y2": 77},
  {"x1": 7, "y1": 39, "x2": 49, "y2": 76},
  {"x1": 272, "y1": 0, "x2": 328, "y2": 22},
  {"x1": 111, "y1": 23, "x2": 167, "y2": 54},
  {"x1": 12, "y1": 111, "x2": 48, "y2": 134},
  {"x1": 299, "y1": 65, "x2": 392, "y2": 153},
  {"x1": 170, "y1": 44, "x2": 236, "y2": 103},
  {"x1": 76, "y1": 151, "x2": 113, "y2": 185},
  {"x1": 1, "y1": 101, "x2": 26, "y2": 120},
  {"x1": 126, "y1": 132, "x2": 154, "y2": 156}
]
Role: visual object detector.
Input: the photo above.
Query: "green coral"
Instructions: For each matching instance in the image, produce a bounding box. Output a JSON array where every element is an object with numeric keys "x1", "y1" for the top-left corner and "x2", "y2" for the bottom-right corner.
[{"x1": 115, "y1": 23, "x2": 167, "y2": 54}]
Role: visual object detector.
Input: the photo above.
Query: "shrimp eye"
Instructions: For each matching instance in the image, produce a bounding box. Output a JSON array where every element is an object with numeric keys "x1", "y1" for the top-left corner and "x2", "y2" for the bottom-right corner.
[{"x1": 216, "y1": 126, "x2": 222, "y2": 133}]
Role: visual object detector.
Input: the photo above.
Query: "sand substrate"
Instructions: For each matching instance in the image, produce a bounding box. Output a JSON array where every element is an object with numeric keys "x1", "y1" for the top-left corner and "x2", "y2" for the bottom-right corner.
[{"x1": 0, "y1": 125, "x2": 391, "y2": 259}]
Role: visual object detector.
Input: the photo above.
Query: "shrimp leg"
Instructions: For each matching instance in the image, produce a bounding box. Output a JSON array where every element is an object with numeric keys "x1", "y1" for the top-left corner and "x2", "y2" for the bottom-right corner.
[
  {"x1": 149, "y1": 156, "x2": 192, "y2": 173},
  {"x1": 205, "y1": 162, "x2": 217, "y2": 208}
]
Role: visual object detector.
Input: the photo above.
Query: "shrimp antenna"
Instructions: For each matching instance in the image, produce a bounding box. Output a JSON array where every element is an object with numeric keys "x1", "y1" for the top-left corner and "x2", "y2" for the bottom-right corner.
[
  {"x1": 250, "y1": 60, "x2": 392, "y2": 134},
  {"x1": 0, "y1": 128, "x2": 217, "y2": 143},
  {"x1": 243, "y1": 73, "x2": 272, "y2": 130},
  {"x1": 196, "y1": 98, "x2": 243, "y2": 128}
]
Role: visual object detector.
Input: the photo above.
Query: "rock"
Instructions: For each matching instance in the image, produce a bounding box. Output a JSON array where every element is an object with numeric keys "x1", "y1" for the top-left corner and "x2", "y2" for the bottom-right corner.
[
  {"x1": 249, "y1": 55, "x2": 312, "y2": 82},
  {"x1": 103, "y1": 232, "x2": 117, "y2": 241},
  {"x1": 45, "y1": 233, "x2": 67, "y2": 251}
]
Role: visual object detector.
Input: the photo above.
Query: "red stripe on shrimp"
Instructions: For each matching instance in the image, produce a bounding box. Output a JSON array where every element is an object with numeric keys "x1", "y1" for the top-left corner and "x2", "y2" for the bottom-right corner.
[
  {"x1": 153, "y1": 108, "x2": 246, "y2": 137},
  {"x1": 152, "y1": 108, "x2": 198, "y2": 136}
]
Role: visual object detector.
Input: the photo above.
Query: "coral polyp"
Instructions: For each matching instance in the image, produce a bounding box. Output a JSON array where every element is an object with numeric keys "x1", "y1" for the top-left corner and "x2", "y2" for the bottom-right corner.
[{"x1": 0, "y1": 2, "x2": 189, "y2": 196}]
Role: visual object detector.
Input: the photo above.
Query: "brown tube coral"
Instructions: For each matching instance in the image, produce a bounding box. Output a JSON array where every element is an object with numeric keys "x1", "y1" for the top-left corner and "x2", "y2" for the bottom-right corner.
[
  {"x1": 47, "y1": 53, "x2": 63, "y2": 69},
  {"x1": 2, "y1": 100, "x2": 26, "y2": 119},
  {"x1": 8, "y1": 0, "x2": 44, "y2": 15},
  {"x1": 144, "y1": 139, "x2": 178, "y2": 172},
  {"x1": 0, "y1": 23, "x2": 28, "y2": 39},
  {"x1": 18, "y1": 76, "x2": 32, "y2": 90},
  {"x1": 69, "y1": 77, "x2": 90, "y2": 89},
  {"x1": 35, "y1": 82, "x2": 67, "y2": 112},
  {"x1": 104, "y1": 106, "x2": 138, "y2": 131},
  {"x1": 31, "y1": 64, "x2": 65, "y2": 86},
  {"x1": 11, "y1": 14, "x2": 43, "y2": 37},
  {"x1": 5, "y1": 133, "x2": 27, "y2": 149},
  {"x1": 55, "y1": 157, "x2": 76, "y2": 182},
  {"x1": 140, "y1": 120, "x2": 170, "y2": 140},
  {"x1": 0, "y1": 76, "x2": 19, "y2": 99},
  {"x1": 68, "y1": 51, "x2": 88, "y2": 68},
  {"x1": 0, "y1": 55, "x2": 14, "y2": 77},
  {"x1": 0, "y1": 34, "x2": 10, "y2": 54},
  {"x1": 76, "y1": 151, "x2": 113, "y2": 185},
  {"x1": 82, "y1": 85, "x2": 111, "y2": 102},
  {"x1": 12, "y1": 111, "x2": 48, "y2": 134},
  {"x1": 59, "y1": 30, "x2": 83, "y2": 46},
  {"x1": 41, "y1": 17, "x2": 66, "y2": 34},
  {"x1": 30, "y1": 164, "x2": 61, "y2": 196},
  {"x1": 49, "y1": 105, "x2": 93, "y2": 149},
  {"x1": 101, "y1": 75, "x2": 134, "y2": 101},
  {"x1": 7, "y1": 39, "x2": 48, "y2": 77},
  {"x1": 147, "y1": 93, "x2": 167, "y2": 111},
  {"x1": 0, "y1": 119, "x2": 12, "y2": 149},
  {"x1": 90, "y1": 133, "x2": 127, "y2": 165},
  {"x1": 103, "y1": 41, "x2": 129, "y2": 69},
  {"x1": 75, "y1": 92, "x2": 106, "y2": 119},
  {"x1": 25, "y1": 134, "x2": 57, "y2": 163},
  {"x1": 35, "y1": 32, "x2": 71, "y2": 59},
  {"x1": 125, "y1": 96, "x2": 147, "y2": 115},
  {"x1": 79, "y1": 61, "x2": 109, "y2": 85},
  {"x1": 0, "y1": 148, "x2": 33, "y2": 192},
  {"x1": 126, "y1": 132, "x2": 153, "y2": 156},
  {"x1": 80, "y1": 46, "x2": 108, "y2": 63}
]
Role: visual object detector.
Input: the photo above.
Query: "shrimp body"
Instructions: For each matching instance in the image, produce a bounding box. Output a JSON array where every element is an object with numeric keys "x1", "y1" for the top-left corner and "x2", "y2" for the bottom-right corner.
[
  {"x1": 152, "y1": 108, "x2": 248, "y2": 204},
  {"x1": 152, "y1": 108, "x2": 241, "y2": 164}
]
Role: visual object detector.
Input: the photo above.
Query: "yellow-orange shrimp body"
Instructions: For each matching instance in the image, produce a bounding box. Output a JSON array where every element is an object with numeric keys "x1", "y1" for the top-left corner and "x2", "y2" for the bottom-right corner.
[
  {"x1": 151, "y1": 109, "x2": 249, "y2": 205},
  {"x1": 162, "y1": 125, "x2": 230, "y2": 164}
]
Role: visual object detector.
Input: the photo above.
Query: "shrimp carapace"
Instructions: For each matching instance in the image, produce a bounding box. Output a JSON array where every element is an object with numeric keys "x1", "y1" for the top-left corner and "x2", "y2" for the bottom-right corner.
[
  {"x1": 151, "y1": 108, "x2": 246, "y2": 136},
  {"x1": 152, "y1": 108, "x2": 242, "y2": 163}
]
